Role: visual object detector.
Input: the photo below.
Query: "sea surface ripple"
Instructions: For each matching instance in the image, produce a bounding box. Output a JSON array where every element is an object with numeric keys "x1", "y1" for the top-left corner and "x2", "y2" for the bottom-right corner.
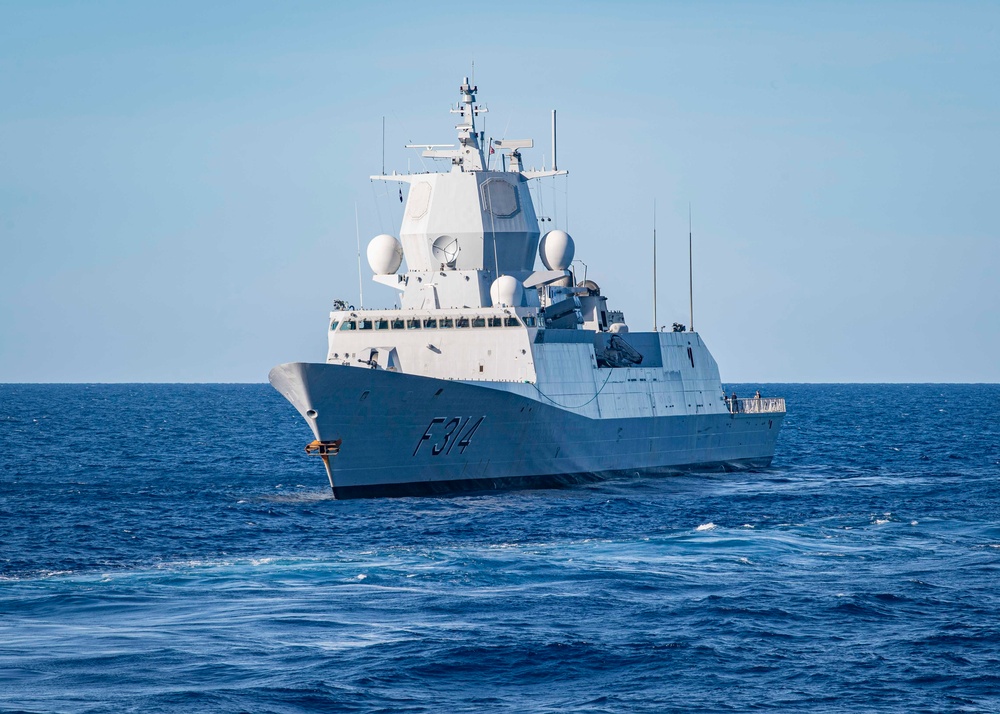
[{"x1": 1, "y1": 383, "x2": 999, "y2": 712}]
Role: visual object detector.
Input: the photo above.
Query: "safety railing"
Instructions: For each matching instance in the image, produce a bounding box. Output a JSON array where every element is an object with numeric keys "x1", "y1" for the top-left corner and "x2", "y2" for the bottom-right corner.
[{"x1": 728, "y1": 397, "x2": 785, "y2": 414}]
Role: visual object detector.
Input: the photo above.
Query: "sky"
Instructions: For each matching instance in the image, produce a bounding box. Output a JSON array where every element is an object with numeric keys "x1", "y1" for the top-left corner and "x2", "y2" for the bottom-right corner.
[{"x1": 1, "y1": 0, "x2": 997, "y2": 383}]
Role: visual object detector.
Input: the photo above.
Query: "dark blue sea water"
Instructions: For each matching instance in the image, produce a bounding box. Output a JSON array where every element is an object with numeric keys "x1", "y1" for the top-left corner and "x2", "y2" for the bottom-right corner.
[{"x1": 1, "y1": 384, "x2": 999, "y2": 712}]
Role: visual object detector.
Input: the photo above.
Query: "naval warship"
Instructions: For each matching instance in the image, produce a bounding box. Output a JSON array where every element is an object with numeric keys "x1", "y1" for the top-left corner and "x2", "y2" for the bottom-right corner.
[{"x1": 269, "y1": 78, "x2": 785, "y2": 498}]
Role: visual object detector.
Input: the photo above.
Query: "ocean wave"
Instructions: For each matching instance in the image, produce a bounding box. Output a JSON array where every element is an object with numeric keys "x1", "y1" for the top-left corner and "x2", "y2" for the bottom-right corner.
[{"x1": 3, "y1": 383, "x2": 1000, "y2": 711}]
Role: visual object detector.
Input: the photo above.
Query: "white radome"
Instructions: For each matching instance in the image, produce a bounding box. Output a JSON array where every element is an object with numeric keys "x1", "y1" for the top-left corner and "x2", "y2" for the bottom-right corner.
[
  {"x1": 367, "y1": 234, "x2": 403, "y2": 275},
  {"x1": 489, "y1": 275, "x2": 524, "y2": 307},
  {"x1": 539, "y1": 229, "x2": 575, "y2": 271}
]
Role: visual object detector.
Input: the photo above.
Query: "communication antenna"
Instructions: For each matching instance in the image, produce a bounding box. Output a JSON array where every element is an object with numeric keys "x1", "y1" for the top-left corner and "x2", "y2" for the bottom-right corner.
[
  {"x1": 688, "y1": 203, "x2": 694, "y2": 332},
  {"x1": 652, "y1": 199, "x2": 658, "y2": 331},
  {"x1": 355, "y1": 203, "x2": 364, "y2": 309},
  {"x1": 551, "y1": 109, "x2": 558, "y2": 171},
  {"x1": 551, "y1": 109, "x2": 559, "y2": 229},
  {"x1": 381, "y1": 116, "x2": 385, "y2": 175},
  {"x1": 487, "y1": 189, "x2": 500, "y2": 279}
]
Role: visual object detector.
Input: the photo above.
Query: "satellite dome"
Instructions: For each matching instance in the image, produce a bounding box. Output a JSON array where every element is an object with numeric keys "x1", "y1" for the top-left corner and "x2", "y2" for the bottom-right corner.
[
  {"x1": 539, "y1": 229, "x2": 575, "y2": 271},
  {"x1": 367, "y1": 234, "x2": 403, "y2": 275},
  {"x1": 489, "y1": 275, "x2": 524, "y2": 307}
]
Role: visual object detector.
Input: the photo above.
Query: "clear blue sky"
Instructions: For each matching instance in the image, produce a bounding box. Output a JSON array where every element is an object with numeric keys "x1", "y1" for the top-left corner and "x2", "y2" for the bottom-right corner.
[{"x1": 1, "y1": 1, "x2": 997, "y2": 382}]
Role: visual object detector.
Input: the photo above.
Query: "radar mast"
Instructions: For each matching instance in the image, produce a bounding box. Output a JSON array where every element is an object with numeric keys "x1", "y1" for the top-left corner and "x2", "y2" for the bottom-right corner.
[{"x1": 418, "y1": 77, "x2": 488, "y2": 171}]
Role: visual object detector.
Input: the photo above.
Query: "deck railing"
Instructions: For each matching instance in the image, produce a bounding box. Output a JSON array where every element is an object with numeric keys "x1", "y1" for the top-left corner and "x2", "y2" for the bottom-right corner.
[{"x1": 729, "y1": 396, "x2": 786, "y2": 414}]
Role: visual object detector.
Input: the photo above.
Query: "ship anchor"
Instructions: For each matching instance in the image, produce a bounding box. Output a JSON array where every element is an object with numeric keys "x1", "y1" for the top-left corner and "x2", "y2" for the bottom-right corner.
[{"x1": 305, "y1": 439, "x2": 342, "y2": 489}]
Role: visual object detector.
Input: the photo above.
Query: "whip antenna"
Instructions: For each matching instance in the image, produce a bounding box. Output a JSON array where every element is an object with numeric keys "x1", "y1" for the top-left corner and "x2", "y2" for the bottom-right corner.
[
  {"x1": 653, "y1": 199, "x2": 657, "y2": 331},
  {"x1": 355, "y1": 202, "x2": 364, "y2": 309},
  {"x1": 688, "y1": 203, "x2": 694, "y2": 332},
  {"x1": 551, "y1": 109, "x2": 558, "y2": 171}
]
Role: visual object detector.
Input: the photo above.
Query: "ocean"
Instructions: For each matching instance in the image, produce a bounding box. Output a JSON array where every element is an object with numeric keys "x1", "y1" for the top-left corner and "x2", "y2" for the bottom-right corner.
[{"x1": 1, "y1": 383, "x2": 998, "y2": 712}]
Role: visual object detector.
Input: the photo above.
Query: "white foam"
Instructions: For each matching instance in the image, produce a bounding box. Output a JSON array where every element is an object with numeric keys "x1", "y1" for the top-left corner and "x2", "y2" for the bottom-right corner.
[
  {"x1": 154, "y1": 559, "x2": 236, "y2": 570},
  {"x1": 356, "y1": 574, "x2": 367, "y2": 580},
  {"x1": 696, "y1": 523, "x2": 717, "y2": 531}
]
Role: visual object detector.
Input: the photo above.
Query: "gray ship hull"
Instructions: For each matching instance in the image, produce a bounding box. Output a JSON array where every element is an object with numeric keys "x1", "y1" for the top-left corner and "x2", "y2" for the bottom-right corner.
[{"x1": 270, "y1": 362, "x2": 784, "y2": 499}]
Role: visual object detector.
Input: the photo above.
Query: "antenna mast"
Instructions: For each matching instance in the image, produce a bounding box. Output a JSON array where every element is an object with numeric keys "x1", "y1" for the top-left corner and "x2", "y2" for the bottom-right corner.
[
  {"x1": 688, "y1": 204, "x2": 694, "y2": 332},
  {"x1": 381, "y1": 116, "x2": 385, "y2": 176},
  {"x1": 355, "y1": 203, "x2": 364, "y2": 309},
  {"x1": 653, "y1": 199, "x2": 657, "y2": 331},
  {"x1": 551, "y1": 109, "x2": 558, "y2": 171}
]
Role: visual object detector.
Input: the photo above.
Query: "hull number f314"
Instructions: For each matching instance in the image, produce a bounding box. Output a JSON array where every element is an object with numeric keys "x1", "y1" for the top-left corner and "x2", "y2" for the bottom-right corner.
[{"x1": 413, "y1": 416, "x2": 486, "y2": 457}]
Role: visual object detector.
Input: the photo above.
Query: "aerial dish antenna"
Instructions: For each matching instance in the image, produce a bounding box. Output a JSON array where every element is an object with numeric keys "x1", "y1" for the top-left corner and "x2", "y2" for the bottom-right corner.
[{"x1": 431, "y1": 235, "x2": 460, "y2": 268}]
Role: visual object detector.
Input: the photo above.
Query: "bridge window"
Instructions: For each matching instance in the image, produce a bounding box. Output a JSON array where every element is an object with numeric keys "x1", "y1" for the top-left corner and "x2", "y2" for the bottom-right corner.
[
  {"x1": 391, "y1": 318, "x2": 405, "y2": 330},
  {"x1": 375, "y1": 319, "x2": 389, "y2": 330},
  {"x1": 456, "y1": 317, "x2": 470, "y2": 328},
  {"x1": 423, "y1": 318, "x2": 438, "y2": 329},
  {"x1": 358, "y1": 320, "x2": 372, "y2": 330},
  {"x1": 523, "y1": 316, "x2": 536, "y2": 327},
  {"x1": 488, "y1": 317, "x2": 503, "y2": 328},
  {"x1": 439, "y1": 317, "x2": 454, "y2": 328},
  {"x1": 504, "y1": 317, "x2": 521, "y2": 327},
  {"x1": 407, "y1": 319, "x2": 422, "y2": 330},
  {"x1": 339, "y1": 320, "x2": 356, "y2": 331},
  {"x1": 472, "y1": 317, "x2": 486, "y2": 328},
  {"x1": 330, "y1": 321, "x2": 339, "y2": 331}
]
